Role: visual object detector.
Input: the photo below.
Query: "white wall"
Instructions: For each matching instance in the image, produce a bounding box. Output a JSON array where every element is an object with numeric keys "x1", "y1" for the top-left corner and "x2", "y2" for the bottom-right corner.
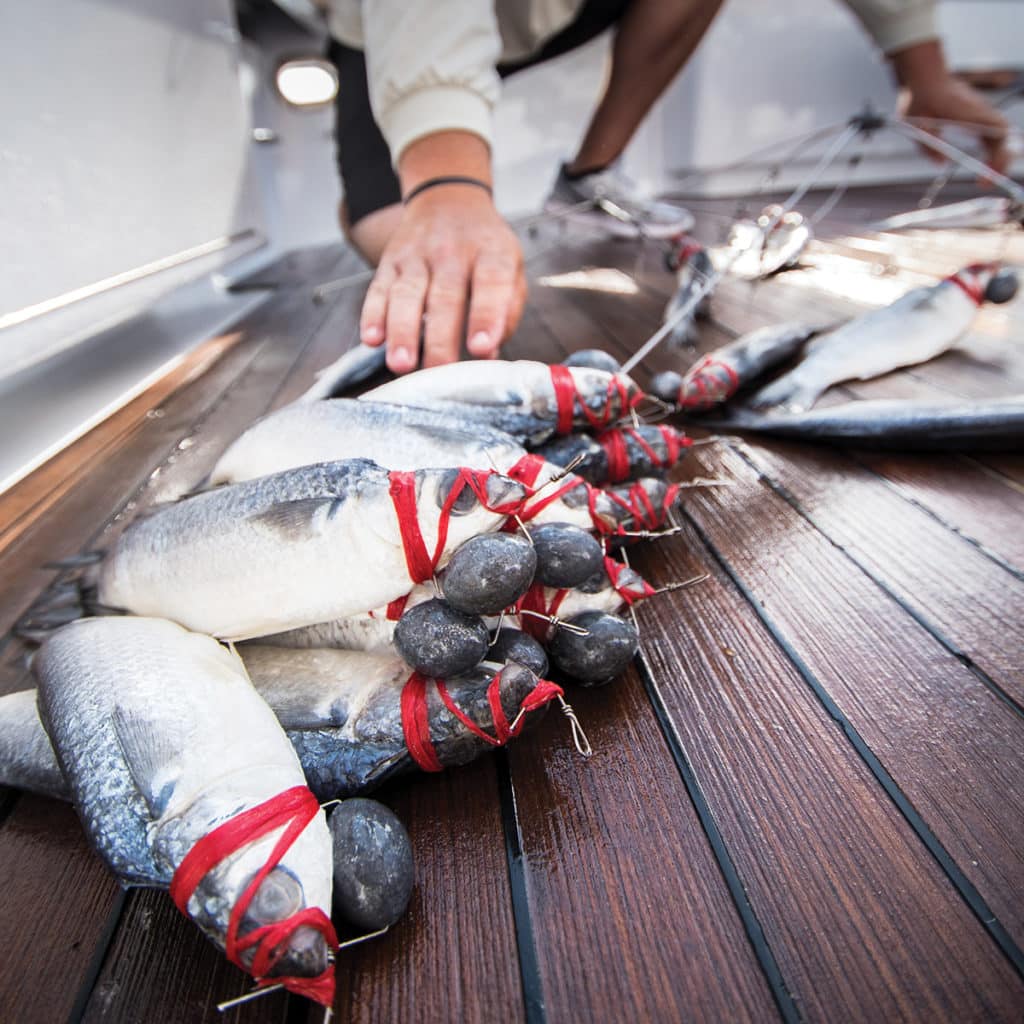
[{"x1": 1, "y1": 0, "x2": 268, "y2": 373}]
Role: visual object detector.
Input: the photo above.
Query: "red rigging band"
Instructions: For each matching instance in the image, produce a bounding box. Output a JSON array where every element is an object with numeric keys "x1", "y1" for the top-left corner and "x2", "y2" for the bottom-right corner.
[
  {"x1": 603, "y1": 555, "x2": 656, "y2": 605},
  {"x1": 169, "y1": 786, "x2": 339, "y2": 1006},
  {"x1": 548, "y1": 364, "x2": 642, "y2": 435},
  {"x1": 400, "y1": 670, "x2": 563, "y2": 772},
  {"x1": 388, "y1": 468, "x2": 525, "y2": 584},
  {"x1": 596, "y1": 425, "x2": 689, "y2": 483},
  {"x1": 947, "y1": 270, "x2": 985, "y2": 305},
  {"x1": 594, "y1": 480, "x2": 680, "y2": 534},
  {"x1": 679, "y1": 356, "x2": 741, "y2": 408},
  {"x1": 505, "y1": 453, "x2": 589, "y2": 525}
]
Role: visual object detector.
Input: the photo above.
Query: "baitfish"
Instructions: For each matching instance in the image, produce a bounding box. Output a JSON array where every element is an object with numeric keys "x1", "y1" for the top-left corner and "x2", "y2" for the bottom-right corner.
[
  {"x1": 237, "y1": 647, "x2": 559, "y2": 799},
  {"x1": 534, "y1": 425, "x2": 690, "y2": 484},
  {"x1": 92, "y1": 460, "x2": 524, "y2": 641},
  {"x1": 33, "y1": 618, "x2": 336, "y2": 995},
  {"x1": 663, "y1": 239, "x2": 716, "y2": 347},
  {"x1": 747, "y1": 263, "x2": 1007, "y2": 412},
  {"x1": 871, "y1": 196, "x2": 1024, "y2": 232},
  {"x1": 649, "y1": 322, "x2": 821, "y2": 412},
  {"x1": 361, "y1": 360, "x2": 643, "y2": 446},
  {"x1": 209, "y1": 399, "x2": 526, "y2": 486},
  {"x1": 298, "y1": 343, "x2": 388, "y2": 401},
  {"x1": 709, "y1": 394, "x2": 1024, "y2": 450},
  {"x1": 1, "y1": 645, "x2": 561, "y2": 806},
  {"x1": 725, "y1": 205, "x2": 812, "y2": 280}
]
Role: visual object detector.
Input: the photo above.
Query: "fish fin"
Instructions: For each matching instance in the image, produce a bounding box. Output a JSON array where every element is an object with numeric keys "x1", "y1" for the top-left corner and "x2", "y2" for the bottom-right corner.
[
  {"x1": 111, "y1": 707, "x2": 179, "y2": 819},
  {"x1": 247, "y1": 498, "x2": 340, "y2": 540},
  {"x1": 746, "y1": 374, "x2": 821, "y2": 413},
  {"x1": 42, "y1": 551, "x2": 103, "y2": 570}
]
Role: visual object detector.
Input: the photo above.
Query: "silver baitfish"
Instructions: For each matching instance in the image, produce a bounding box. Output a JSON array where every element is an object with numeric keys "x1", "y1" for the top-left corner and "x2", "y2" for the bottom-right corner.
[
  {"x1": 33, "y1": 618, "x2": 336, "y2": 993},
  {"x1": 92, "y1": 459, "x2": 524, "y2": 641},
  {"x1": 663, "y1": 238, "x2": 716, "y2": 347},
  {"x1": 726, "y1": 205, "x2": 812, "y2": 280},
  {"x1": 649, "y1": 322, "x2": 820, "y2": 412},
  {"x1": 712, "y1": 394, "x2": 1024, "y2": 449},
  {"x1": 747, "y1": 263, "x2": 1006, "y2": 412},
  {"x1": 238, "y1": 647, "x2": 558, "y2": 799},
  {"x1": 208, "y1": 400, "x2": 526, "y2": 486},
  {"x1": 361, "y1": 360, "x2": 643, "y2": 445}
]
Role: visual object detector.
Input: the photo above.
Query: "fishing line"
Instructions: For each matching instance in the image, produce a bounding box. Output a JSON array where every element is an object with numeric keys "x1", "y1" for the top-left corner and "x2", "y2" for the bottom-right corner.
[{"x1": 620, "y1": 121, "x2": 862, "y2": 375}]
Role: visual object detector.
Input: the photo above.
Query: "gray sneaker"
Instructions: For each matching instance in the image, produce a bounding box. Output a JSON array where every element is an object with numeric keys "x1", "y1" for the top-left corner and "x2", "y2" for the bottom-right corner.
[{"x1": 545, "y1": 162, "x2": 694, "y2": 239}]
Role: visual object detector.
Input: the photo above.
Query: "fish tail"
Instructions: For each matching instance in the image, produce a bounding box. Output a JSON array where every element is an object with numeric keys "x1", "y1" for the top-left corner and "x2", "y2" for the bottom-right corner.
[{"x1": 746, "y1": 372, "x2": 822, "y2": 413}]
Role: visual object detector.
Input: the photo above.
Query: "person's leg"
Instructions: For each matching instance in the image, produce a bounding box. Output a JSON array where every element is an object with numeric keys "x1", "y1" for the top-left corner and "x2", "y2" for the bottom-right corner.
[
  {"x1": 566, "y1": 0, "x2": 725, "y2": 176},
  {"x1": 330, "y1": 41, "x2": 402, "y2": 265}
]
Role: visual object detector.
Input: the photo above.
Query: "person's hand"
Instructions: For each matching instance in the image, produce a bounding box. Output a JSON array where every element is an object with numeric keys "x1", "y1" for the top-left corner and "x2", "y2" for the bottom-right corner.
[
  {"x1": 359, "y1": 184, "x2": 526, "y2": 373},
  {"x1": 892, "y1": 40, "x2": 1011, "y2": 175}
]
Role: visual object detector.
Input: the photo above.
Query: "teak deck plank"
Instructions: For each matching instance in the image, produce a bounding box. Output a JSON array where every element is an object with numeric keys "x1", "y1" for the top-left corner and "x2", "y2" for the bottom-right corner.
[
  {"x1": 631, "y1": 525, "x2": 1024, "y2": 1021},
  {"x1": 500, "y1": 300, "x2": 783, "y2": 1024},
  {"x1": 1, "y1": 183, "x2": 1022, "y2": 1022}
]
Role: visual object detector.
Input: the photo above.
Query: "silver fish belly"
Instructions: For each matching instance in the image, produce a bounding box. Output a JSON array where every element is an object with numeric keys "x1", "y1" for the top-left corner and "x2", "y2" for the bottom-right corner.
[
  {"x1": 33, "y1": 617, "x2": 333, "y2": 978},
  {"x1": 209, "y1": 400, "x2": 526, "y2": 486},
  {"x1": 95, "y1": 459, "x2": 524, "y2": 640},
  {"x1": 748, "y1": 275, "x2": 986, "y2": 412}
]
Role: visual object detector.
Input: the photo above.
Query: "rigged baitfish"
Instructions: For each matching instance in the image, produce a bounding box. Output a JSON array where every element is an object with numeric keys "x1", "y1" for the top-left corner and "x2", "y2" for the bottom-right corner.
[
  {"x1": 747, "y1": 263, "x2": 1011, "y2": 412},
  {"x1": 709, "y1": 394, "x2": 1024, "y2": 450},
  {"x1": 233, "y1": 647, "x2": 560, "y2": 799},
  {"x1": 92, "y1": 459, "x2": 525, "y2": 641},
  {"x1": 33, "y1": 617, "x2": 336, "y2": 999},
  {"x1": 534, "y1": 424, "x2": 691, "y2": 484},
  {"x1": 1, "y1": 646, "x2": 559, "y2": 804},
  {"x1": 208, "y1": 399, "x2": 526, "y2": 486},
  {"x1": 360, "y1": 359, "x2": 643, "y2": 445},
  {"x1": 725, "y1": 205, "x2": 812, "y2": 280},
  {"x1": 663, "y1": 238, "x2": 716, "y2": 347},
  {"x1": 870, "y1": 196, "x2": 1024, "y2": 232},
  {"x1": 649, "y1": 322, "x2": 821, "y2": 412}
]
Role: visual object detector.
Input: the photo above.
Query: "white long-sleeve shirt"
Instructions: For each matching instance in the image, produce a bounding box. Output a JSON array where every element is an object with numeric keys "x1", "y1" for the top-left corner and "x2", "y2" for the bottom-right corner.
[{"x1": 327, "y1": 0, "x2": 938, "y2": 167}]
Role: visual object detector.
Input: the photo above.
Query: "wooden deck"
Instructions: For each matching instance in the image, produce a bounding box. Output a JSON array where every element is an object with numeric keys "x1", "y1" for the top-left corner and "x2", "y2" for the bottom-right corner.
[{"x1": 1, "y1": 186, "x2": 1022, "y2": 1023}]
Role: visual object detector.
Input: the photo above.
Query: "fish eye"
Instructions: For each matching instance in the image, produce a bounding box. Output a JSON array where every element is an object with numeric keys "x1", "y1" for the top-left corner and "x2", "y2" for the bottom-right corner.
[
  {"x1": 244, "y1": 867, "x2": 304, "y2": 924},
  {"x1": 438, "y1": 469, "x2": 480, "y2": 516}
]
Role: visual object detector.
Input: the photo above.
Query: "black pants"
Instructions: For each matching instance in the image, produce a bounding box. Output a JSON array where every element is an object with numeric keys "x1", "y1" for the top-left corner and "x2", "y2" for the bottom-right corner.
[{"x1": 331, "y1": 0, "x2": 632, "y2": 226}]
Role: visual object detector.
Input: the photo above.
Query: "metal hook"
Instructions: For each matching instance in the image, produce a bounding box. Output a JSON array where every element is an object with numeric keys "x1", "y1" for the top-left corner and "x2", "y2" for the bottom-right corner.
[
  {"x1": 517, "y1": 609, "x2": 590, "y2": 636},
  {"x1": 217, "y1": 984, "x2": 285, "y2": 1012},
  {"x1": 647, "y1": 573, "x2": 710, "y2": 596}
]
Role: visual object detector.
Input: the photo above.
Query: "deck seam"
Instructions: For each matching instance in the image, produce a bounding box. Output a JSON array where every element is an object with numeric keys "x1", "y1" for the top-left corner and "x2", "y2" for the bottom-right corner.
[
  {"x1": 632, "y1": 653, "x2": 802, "y2": 1024},
  {"x1": 496, "y1": 751, "x2": 546, "y2": 1024},
  {"x1": 679, "y1": 497, "x2": 1024, "y2": 980},
  {"x1": 66, "y1": 887, "x2": 129, "y2": 1024},
  {"x1": 731, "y1": 440, "x2": 1024, "y2": 720}
]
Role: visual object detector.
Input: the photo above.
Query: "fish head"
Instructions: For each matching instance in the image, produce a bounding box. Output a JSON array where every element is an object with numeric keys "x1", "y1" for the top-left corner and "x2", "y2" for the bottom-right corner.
[
  {"x1": 562, "y1": 367, "x2": 644, "y2": 428},
  {"x1": 964, "y1": 263, "x2": 1019, "y2": 305},
  {"x1": 953, "y1": 262, "x2": 1005, "y2": 304},
  {"x1": 183, "y1": 794, "x2": 334, "y2": 980},
  {"x1": 415, "y1": 467, "x2": 527, "y2": 551}
]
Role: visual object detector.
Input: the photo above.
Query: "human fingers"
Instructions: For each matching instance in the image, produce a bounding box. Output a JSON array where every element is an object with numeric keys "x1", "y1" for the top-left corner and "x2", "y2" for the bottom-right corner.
[
  {"x1": 384, "y1": 261, "x2": 429, "y2": 373},
  {"x1": 422, "y1": 261, "x2": 469, "y2": 368},
  {"x1": 466, "y1": 251, "x2": 522, "y2": 358},
  {"x1": 360, "y1": 263, "x2": 397, "y2": 347}
]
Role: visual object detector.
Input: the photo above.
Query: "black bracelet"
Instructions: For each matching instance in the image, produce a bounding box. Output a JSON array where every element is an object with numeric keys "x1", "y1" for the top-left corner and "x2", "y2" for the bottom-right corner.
[{"x1": 403, "y1": 175, "x2": 493, "y2": 204}]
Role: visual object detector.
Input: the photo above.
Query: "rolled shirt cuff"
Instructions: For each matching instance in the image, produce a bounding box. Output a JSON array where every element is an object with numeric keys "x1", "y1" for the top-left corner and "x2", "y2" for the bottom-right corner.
[
  {"x1": 863, "y1": 5, "x2": 939, "y2": 54},
  {"x1": 379, "y1": 85, "x2": 493, "y2": 169}
]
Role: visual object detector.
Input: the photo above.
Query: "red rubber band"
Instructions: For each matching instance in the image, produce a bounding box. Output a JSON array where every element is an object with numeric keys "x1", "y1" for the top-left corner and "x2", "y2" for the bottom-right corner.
[
  {"x1": 603, "y1": 556, "x2": 656, "y2": 606},
  {"x1": 389, "y1": 468, "x2": 525, "y2": 583},
  {"x1": 401, "y1": 671, "x2": 563, "y2": 771},
  {"x1": 170, "y1": 786, "x2": 338, "y2": 1006},
  {"x1": 386, "y1": 593, "x2": 410, "y2": 621},
  {"x1": 598, "y1": 428, "x2": 631, "y2": 483},
  {"x1": 947, "y1": 271, "x2": 984, "y2": 305},
  {"x1": 679, "y1": 357, "x2": 741, "y2": 410},
  {"x1": 505, "y1": 454, "x2": 590, "y2": 526},
  {"x1": 548, "y1": 365, "x2": 639, "y2": 434}
]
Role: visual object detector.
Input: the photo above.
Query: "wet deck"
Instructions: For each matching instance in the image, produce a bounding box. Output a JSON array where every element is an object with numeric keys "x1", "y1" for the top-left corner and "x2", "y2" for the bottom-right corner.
[{"x1": 1, "y1": 185, "x2": 1023, "y2": 1023}]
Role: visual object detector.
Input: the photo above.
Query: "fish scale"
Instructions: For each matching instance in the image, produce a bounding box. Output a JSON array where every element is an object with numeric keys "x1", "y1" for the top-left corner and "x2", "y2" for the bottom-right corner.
[
  {"x1": 32, "y1": 617, "x2": 333, "y2": 978},
  {"x1": 94, "y1": 459, "x2": 524, "y2": 640}
]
